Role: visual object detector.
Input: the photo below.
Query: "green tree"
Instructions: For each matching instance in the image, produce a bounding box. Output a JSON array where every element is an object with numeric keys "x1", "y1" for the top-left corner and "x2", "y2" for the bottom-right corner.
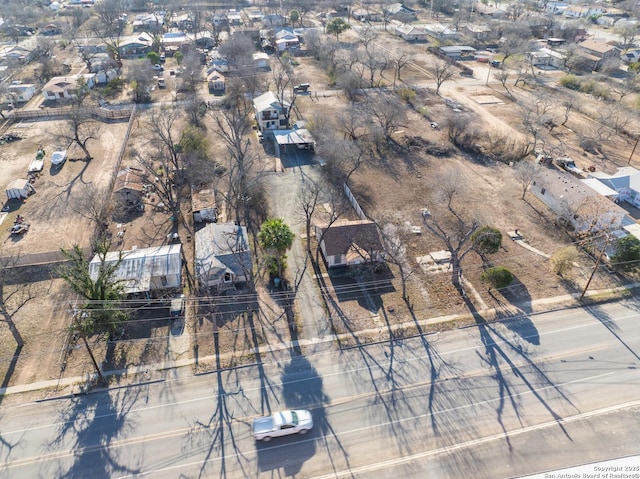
[
  {"x1": 58, "y1": 240, "x2": 128, "y2": 335},
  {"x1": 258, "y1": 218, "x2": 295, "y2": 279},
  {"x1": 550, "y1": 246, "x2": 578, "y2": 277},
  {"x1": 325, "y1": 18, "x2": 351, "y2": 41},
  {"x1": 289, "y1": 9, "x2": 300, "y2": 27},
  {"x1": 481, "y1": 266, "x2": 513, "y2": 289},
  {"x1": 611, "y1": 235, "x2": 640, "y2": 271},
  {"x1": 174, "y1": 51, "x2": 184, "y2": 66},
  {"x1": 147, "y1": 51, "x2": 160, "y2": 65},
  {"x1": 471, "y1": 225, "x2": 502, "y2": 258}
]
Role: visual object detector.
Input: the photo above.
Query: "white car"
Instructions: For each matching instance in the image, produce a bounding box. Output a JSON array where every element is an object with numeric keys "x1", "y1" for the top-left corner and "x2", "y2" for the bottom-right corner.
[{"x1": 252, "y1": 410, "x2": 313, "y2": 441}]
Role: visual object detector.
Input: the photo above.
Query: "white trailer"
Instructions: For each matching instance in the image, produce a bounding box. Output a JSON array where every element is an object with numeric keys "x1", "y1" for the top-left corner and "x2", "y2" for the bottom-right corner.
[{"x1": 6, "y1": 179, "x2": 35, "y2": 199}]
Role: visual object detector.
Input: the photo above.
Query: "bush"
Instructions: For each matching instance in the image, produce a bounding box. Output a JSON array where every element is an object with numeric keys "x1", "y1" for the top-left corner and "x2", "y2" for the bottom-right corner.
[
  {"x1": 550, "y1": 246, "x2": 578, "y2": 276},
  {"x1": 471, "y1": 226, "x2": 502, "y2": 256},
  {"x1": 560, "y1": 74, "x2": 581, "y2": 91},
  {"x1": 398, "y1": 88, "x2": 416, "y2": 102},
  {"x1": 481, "y1": 266, "x2": 513, "y2": 288}
]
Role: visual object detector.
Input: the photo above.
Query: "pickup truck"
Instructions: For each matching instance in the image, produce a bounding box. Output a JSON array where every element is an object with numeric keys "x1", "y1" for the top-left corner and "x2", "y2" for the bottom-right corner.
[{"x1": 252, "y1": 410, "x2": 313, "y2": 441}]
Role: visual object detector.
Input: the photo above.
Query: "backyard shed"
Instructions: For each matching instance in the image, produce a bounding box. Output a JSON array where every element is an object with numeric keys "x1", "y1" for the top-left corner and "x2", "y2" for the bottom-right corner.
[
  {"x1": 191, "y1": 186, "x2": 218, "y2": 223},
  {"x1": 6, "y1": 179, "x2": 35, "y2": 199},
  {"x1": 89, "y1": 244, "x2": 182, "y2": 295}
]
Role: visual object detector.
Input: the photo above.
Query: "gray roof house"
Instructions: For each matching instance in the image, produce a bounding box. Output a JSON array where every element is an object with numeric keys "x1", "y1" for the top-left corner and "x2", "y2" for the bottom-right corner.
[
  {"x1": 89, "y1": 244, "x2": 182, "y2": 295},
  {"x1": 195, "y1": 223, "x2": 252, "y2": 289}
]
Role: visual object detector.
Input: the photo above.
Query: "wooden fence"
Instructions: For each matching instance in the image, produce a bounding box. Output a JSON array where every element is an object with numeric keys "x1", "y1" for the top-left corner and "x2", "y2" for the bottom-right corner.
[{"x1": 13, "y1": 106, "x2": 132, "y2": 121}]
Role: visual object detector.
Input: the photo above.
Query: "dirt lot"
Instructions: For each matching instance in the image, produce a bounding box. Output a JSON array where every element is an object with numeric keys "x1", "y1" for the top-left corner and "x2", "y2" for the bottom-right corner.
[{"x1": 2, "y1": 24, "x2": 639, "y2": 397}]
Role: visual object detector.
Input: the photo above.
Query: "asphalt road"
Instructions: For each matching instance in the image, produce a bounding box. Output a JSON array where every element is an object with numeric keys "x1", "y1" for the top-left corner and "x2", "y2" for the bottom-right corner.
[{"x1": 2, "y1": 300, "x2": 640, "y2": 478}]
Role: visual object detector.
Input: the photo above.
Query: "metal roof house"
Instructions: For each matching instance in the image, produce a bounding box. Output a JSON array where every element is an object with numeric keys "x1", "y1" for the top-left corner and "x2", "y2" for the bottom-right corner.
[
  {"x1": 89, "y1": 244, "x2": 182, "y2": 295},
  {"x1": 195, "y1": 223, "x2": 252, "y2": 289}
]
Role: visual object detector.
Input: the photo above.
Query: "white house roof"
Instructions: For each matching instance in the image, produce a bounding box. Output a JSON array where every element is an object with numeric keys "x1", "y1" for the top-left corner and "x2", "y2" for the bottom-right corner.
[
  {"x1": 589, "y1": 166, "x2": 640, "y2": 192},
  {"x1": 581, "y1": 178, "x2": 619, "y2": 198},
  {"x1": 195, "y1": 223, "x2": 251, "y2": 282},
  {"x1": 253, "y1": 91, "x2": 290, "y2": 113},
  {"x1": 89, "y1": 244, "x2": 182, "y2": 294},
  {"x1": 43, "y1": 74, "x2": 95, "y2": 93}
]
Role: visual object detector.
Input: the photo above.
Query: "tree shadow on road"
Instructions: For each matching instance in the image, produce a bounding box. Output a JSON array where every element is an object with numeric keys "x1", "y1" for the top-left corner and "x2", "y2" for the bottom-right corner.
[
  {"x1": 46, "y1": 386, "x2": 142, "y2": 479},
  {"x1": 185, "y1": 330, "x2": 255, "y2": 479},
  {"x1": 583, "y1": 302, "x2": 640, "y2": 362},
  {"x1": 466, "y1": 296, "x2": 576, "y2": 451}
]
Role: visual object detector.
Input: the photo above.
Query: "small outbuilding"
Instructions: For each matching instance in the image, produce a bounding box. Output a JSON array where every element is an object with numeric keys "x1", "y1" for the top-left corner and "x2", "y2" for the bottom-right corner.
[
  {"x1": 114, "y1": 167, "x2": 145, "y2": 204},
  {"x1": 6, "y1": 179, "x2": 35, "y2": 199},
  {"x1": 191, "y1": 186, "x2": 218, "y2": 223}
]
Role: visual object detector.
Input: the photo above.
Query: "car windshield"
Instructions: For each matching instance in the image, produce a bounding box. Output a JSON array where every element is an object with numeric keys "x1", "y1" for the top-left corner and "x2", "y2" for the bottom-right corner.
[{"x1": 290, "y1": 411, "x2": 298, "y2": 425}]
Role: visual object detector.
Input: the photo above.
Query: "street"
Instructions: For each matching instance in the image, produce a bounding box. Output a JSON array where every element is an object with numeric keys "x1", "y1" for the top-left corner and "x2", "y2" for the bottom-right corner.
[{"x1": 1, "y1": 300, "x2": 640, "y2": 478}]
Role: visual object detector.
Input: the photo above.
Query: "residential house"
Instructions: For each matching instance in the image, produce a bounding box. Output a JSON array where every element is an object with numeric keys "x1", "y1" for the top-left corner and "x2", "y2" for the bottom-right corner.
[
  {"x1": 253, "y1": 91, "x2": 290, "y2": 131},
  {"x1": 89, "y1": 244, "x2": 182, "y2": 295},
  {"x1": 118, "y1": 32, "x2": 154, "y2": 57},
  {"x1": 624, "y1": 49, "x2": 640, "y2": 63},
  {"x1": 262, "y1": 14, "x2": 285, "y2": 27},
  {"x1": 209, "y1": 58, "x2": 231, "y2": 73},
  {"x1": 394, "y1": 24, "x2": 429, "y2": 42},
  {"x1": 545, "y1": 1, "x2": 568, "y2": 15},
  {"x1": 8, "y1": 82, "x2": 36, "y2": 102},
  {"x1": 191, "y1": 186, "x2": 217, "y2": 223},
  {"x1": 577, "y1": 38, "x2": 619, "y2": 69},
  {"x1": 212, "y1": 13, "x2": 229, "y2": 27},
  {"x1": 564, "y1": 5, "x2": 604, "y2": 18},
  {"x1": 385, "y1": 3, "x2": 417, "y2": 21},
  {"x1": 423, "y1": 23, "x2": 459, "y2": 42},
  {"x1": 0, "y1": 45, "x2": 32, "y2": 66},
  {"x1": 132, "y1": 12, "x2": 164, "y2": 32},
  {"x1": 114, "y1": 167, "x2": 145, "y2": 204},
  {"x1": 42, "y1": 74, "x2": 96, "y2": 101},
  {"x1": 42, "y1": 23, "x2": 61, "y2": 35},
  {"x1": 461, "y1": 23, "x2": 491, "y2": 41},
  {"x1": 352, "y1": 8, "x2": 383, "y2": 22},
  {"x1": 195, "y1": 222, "x2": 252, "y2": 289},
  {"x1": 530, "y1": 168, "x2": 629, "y2": 232},
  {"x1": 207, "y1": 69, "x2": 225, "y2": 93},
  {"x1": 274, "y1": 28, "x2": 300, "y2": 51},
  {"x1": 75, "y1": 38, "x2": 107, "y2": 54},
  {"x1": 315, "y1": 219, "x2": 384, "y2": 268},
  {"x1": 228, "y1": 10, "x2": 242, "y2": 26},
  {"x1": 246, "y1": 9, "x2": 264, "y2": 24},
  {"x1": 162, "y1": 31, "x2": 189, "y2": 51},
  {"x1": 529, "y1": 47, "x2": 565, "y2": 69},
  {"x1": 589, "y1": 167, "x2": 640, "y2": 209},
  {"x1": 95, "y1": 68, "x2": 119, "y2": 85}
]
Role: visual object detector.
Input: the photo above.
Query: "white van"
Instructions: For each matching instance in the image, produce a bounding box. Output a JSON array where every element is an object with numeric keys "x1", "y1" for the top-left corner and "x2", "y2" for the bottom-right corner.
[{"x1": 157, "y1": 77, "x2": 166, "y2": 88}]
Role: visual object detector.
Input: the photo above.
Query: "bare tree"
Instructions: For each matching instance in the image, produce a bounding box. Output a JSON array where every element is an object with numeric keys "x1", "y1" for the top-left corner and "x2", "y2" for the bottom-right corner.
[
  {"x1": 271, "y1": 57, "x2": 293, "y2": 108},
  {"x1": 379, "y1": 222, "x2": 415, "y2": 308},
  {"x1": 365, "y1": 92, "x2": 407, "y2": 144},
  {"x1": 71, "y1": 183, "x2": 111, "y2": 236},
  {"x1": 421, "y1": 205, "x2": 481, "y2": 295},
  {"x1": 392, "y1": 51, "x2": 412, "y2": 88},
  {"x1": 514, "y1": 160, "x2": 539, "y2": 200},
  {"x1": 429, "y1": 58, "x2": 456, "y2": 95},
  {"x1": 90, "y1": 0, "x2": 126, "y2": 67},
  {"x1": 210, "y1": 94, "x2": 257, "y2": 222},
  {"x1": 58, "y1": 103, "x2": 100, "y2": 161}
]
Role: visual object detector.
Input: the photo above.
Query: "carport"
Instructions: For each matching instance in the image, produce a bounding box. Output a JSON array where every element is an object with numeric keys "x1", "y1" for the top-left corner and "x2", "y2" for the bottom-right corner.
[{"x1": 272, "y1": 128, "x2": 315, "y2": 157}]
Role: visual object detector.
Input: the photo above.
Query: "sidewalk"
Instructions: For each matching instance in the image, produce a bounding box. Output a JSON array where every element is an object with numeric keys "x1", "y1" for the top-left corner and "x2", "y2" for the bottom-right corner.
[{"x1": 1, "y1": 284, "x2": 637, "y2": 398}]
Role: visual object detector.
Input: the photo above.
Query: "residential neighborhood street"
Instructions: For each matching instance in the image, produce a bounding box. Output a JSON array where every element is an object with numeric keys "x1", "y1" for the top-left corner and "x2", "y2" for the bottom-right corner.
[{"x1": 2, "y1": 300, "x2": 640, "y2": 478}]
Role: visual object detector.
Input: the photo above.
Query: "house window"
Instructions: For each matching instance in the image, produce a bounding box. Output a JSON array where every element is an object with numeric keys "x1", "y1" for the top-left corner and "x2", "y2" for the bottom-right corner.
[
  {"x1": 224, "y1": 272, "x2": 232, "y2": 283},
  {"x1": 540, "y1": 188, "x2": 545, "y2": 195},
  {"x1": 160, "y1": 275, "x2": 168, "y2": 286}
]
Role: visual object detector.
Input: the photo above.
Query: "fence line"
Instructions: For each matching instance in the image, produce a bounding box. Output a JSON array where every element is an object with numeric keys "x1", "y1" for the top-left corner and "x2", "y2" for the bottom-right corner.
[
  {"x1": 108, "y1": 103, "x2": 138, "y2": 195},
  {"x1": 13, "y1": 106, "x2": 132, "y2": 121},
  {"x1": 343, "y1": 182, "x2": 368, "y2": 221}
]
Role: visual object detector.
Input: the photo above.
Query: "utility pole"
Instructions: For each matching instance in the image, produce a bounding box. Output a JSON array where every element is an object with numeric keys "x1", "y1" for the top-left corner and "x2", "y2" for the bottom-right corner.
[
  {"x1": 580, "y1": 236, "x2": 610, "y2": 301},
  {"x1": 628, "y1": 136, "x2": 639, "y2": 164}
]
